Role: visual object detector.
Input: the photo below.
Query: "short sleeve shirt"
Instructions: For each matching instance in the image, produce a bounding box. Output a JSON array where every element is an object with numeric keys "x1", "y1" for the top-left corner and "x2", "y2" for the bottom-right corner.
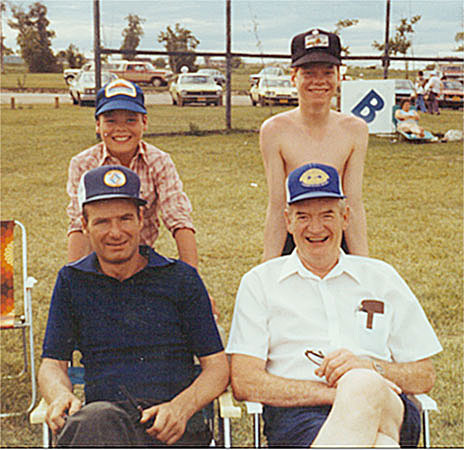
[
  {"x1": 226, "y1": 251, "x2": 442, "y2": 381},
  {"x1": 66, "y1": 141, "x2": 195, "y2": 246},
  {"x1": 42, "y1": 246, "x2": 223, "y2": 403}
]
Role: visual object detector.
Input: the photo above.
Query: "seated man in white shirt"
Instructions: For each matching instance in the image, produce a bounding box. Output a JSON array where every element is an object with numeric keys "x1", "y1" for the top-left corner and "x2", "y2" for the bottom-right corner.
[{"x1": 227, "y1": 163, "x2": 442, "y2": 447}]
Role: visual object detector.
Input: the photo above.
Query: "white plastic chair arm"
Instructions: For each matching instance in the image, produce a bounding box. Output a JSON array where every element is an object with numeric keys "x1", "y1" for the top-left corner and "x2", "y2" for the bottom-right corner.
[
  {"x1": 219, "y1": 392, "x2": 242, "y2": 418},
  {"x1": 413, "y1": 394, "x2": 438, "y2": 412},
  {"x1": 29, "y1": 398, "x2": 48, "y2": 424},
  {"x1": 245, "y1": 401, "x2": 263, "y2": 414}
]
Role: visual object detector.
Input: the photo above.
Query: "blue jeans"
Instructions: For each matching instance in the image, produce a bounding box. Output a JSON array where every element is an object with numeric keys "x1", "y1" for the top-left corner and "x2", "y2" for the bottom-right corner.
[
  {"x1": 415, "y1": 94, "x2": 426, "y2": 112},
  {"x1": 263, "y1": 393, "x2": 421, "y2": 448}
]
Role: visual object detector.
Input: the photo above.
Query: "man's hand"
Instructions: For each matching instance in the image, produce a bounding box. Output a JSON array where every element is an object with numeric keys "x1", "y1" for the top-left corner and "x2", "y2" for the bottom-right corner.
[
  {"x1": 141, "y1": 401, "x2": 189, "y2": 445},
  {"x1": 46, "y1": 392, "x2": 82, "y2": 435},
  {"x1": 315, "y1": 349, "x2": 374, "y2": 387}
]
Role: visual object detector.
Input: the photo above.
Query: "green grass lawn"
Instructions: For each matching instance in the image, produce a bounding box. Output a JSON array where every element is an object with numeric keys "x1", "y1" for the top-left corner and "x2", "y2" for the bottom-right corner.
[{"x1": 1, "y1": 104, "x2": 463, "y2": 447}]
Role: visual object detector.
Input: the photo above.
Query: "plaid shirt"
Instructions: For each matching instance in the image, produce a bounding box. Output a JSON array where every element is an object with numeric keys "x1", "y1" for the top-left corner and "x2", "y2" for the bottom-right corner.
[{"x1": 67, "y1": 141, "x2": 195, "y2": 246}]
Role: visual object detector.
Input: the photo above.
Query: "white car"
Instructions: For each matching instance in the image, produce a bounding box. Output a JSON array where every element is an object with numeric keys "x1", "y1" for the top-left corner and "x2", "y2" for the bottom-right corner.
[
  {"x1": 249, "y1": 66, "x2": 286, "y2": 84},
  {"x1": 169, "y1": 74, "x2": 223, "y2": 106},
  {"x1": 69, "y1": 71, "x2": 119, "y2": 106},
  {"x1": 249, "y1": 76, "x2": 298, "y2": 106}
]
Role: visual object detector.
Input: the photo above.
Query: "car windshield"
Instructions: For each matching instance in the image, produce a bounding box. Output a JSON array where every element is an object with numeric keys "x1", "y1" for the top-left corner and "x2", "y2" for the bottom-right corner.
[
  {"x1": 261, "y1": 67, "x2": 282, "y2": 75},
  {"x1": 81, "y1": 73, "x2": 115, "y2": 83},
  {"x1": 395, "y1": 79, "x2": 413, "y2": 89},
  {"x1": 181, "y1": 75, "x2": 210, "y2": 84},
  {"x1": 262, "y1": 79, "x2": 291, "y2": 87},
  {"x1": 444, "y1": 81, "x2": 463, "y2": 90}
]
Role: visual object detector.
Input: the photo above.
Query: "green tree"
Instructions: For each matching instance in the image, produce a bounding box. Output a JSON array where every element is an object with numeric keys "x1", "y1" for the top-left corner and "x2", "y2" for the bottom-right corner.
[
  {"x1": 8, "y1": 2, "x2": 58, "y2": 72},
  {"x1": 120, "y1": 14, "x2": 145, "y2": 60},
  {"x1": 57, "y1": 44, "x2": 86, "y2": 68},
  {"x1": 333, "y1": 18, "x2": 359, "y2": 56},
  {"x1": 455, "y1": 31, "x2": 464, "y2": 52},
  {"x1": 158, "y1": 23, "x2": 199, "y2": 73},
  {"x1": 152, "y1": 57, "x2": 166, "y2": 68},
  {"x1": 372, "y1": 15, "x2": 421, "y2": 76}
]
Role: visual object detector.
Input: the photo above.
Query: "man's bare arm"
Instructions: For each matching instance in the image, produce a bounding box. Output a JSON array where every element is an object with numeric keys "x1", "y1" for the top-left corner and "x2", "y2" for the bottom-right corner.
[
  {"x1": 260, "y1": 119, "x2": 289, "y2": 261},
  {"x1": 141, "y1": 351, "x2": 229, "y2": 445},
  {"x1": 342, "y1": 117, "x2": 369, "y2": 256},
  {"x1": 173, "y1": 228, "x2": 198, "y2": 268},
  {"x1": 316, "y1": 349, "x2": 436, "y2": 394},
  {"x1": 38, "y1": 358, "x2": 82, "y2": 434},
  {"x1": 231, "y1": 353, "x2": 336, "y2": 408},
  {"x1": 67, "y1": 231, "x2": 91, "y2": 262}
]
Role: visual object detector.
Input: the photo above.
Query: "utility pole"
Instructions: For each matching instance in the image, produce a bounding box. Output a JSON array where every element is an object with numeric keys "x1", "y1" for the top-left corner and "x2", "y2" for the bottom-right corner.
[
  {"x1": 383, "y1": 0, "x2": 391, "y2": 79},
  {"x1": 225, "y1": 0, "x2": 231, "y2": 130},
  {"x1": 93, "y1": 0, "x2": 102, "y2": 91}
]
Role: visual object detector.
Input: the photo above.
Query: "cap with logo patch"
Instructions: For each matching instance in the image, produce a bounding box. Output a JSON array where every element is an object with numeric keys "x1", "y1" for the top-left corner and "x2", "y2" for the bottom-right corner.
[
  {"x1": 291, "y1": 29, "x2": 341, "y2": 67},
  {"x1": 286, "y1": 163, "x2": 345, "y2": 204},
  {"x1": 95, "y1": 78, "x2": 147, "y2": 117},
  {"x1": 78, "y1": 165, "x2": 147, "y2": 210}
]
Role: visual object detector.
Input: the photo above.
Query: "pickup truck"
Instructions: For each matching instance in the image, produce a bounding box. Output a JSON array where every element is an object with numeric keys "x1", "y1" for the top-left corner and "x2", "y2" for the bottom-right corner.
[{"x1": 110, "y1": 61, "x2": 173, "y2": 87}]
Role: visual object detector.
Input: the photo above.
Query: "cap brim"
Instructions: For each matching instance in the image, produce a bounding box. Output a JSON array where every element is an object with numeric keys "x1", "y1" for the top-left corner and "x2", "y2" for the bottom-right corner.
[
  {"x1": 82, "y1": 194, "x2": 147, "y2": 207},
  {"x1": 291, "y1": 52, "x2": 341, "y2": 67},
  {"x1": 95, "y1": 99, "x2": 147, "y2": 117},
  {"x1": 288, "y1": 192, "x2": 345, "y2": 204}
]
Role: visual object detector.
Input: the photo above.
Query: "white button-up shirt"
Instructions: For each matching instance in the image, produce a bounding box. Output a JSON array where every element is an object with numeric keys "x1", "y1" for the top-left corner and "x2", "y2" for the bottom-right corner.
[{"x1": 226, "y1": 251, "x2": 442, "y2": 382}]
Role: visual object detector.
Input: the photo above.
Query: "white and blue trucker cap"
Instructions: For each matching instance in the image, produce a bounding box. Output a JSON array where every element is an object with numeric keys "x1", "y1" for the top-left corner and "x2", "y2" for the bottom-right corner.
[
  {"x1": 78, "y1": 165, "x2": 147, "y2": 210},
  {"x1": 286, "y1": 163, "x2": 345, "y2": 204}
]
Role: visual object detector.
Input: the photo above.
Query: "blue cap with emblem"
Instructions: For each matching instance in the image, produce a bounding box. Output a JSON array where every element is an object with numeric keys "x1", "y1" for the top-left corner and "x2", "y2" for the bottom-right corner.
[
  {"x1": 286, "y1": 163, "x2": 345, "y2": 204},
  {"x1": 78, "y1": 165, "x2": 147, "y2": 210},
  {"x1": 95, "y1": 78, "x2": 147, "y2": 117}
]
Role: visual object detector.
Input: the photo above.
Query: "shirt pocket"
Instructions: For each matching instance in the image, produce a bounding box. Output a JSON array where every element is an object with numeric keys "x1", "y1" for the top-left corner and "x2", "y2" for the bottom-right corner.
[{"x1": 354, "y1": 299, "x2": 390, "y2": 355}]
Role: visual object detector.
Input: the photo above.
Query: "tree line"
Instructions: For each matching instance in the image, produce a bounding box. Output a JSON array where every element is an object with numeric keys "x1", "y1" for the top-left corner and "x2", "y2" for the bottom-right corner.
[{"x1": 1, "y1": 1, "x2": 463, "y2": 74}]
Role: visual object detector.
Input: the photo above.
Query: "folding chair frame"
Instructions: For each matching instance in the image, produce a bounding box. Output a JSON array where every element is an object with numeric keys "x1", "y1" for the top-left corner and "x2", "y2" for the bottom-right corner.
[
  {"x1": 245, "y1": 393, "x2": 438, "y2": 448},
  {"x1": 1, "y1": 220, "x2": 38, "y2": 417}
]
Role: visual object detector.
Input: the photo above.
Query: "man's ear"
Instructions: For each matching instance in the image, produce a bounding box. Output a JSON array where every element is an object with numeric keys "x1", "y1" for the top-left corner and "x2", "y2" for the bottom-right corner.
[
  {"x1": 284, "y1": 207, "x2": 293, "y2": 234},
  {"x1": 142, "y1": 114, "x2": 148, "y2": 131},
  {"x1": 290, "y1": 67, "x2": 298, "y2": 86},
  {"x1": 81, "y1": 215, "x2": 89, "y2": 234},
  {"x1": 95, "y1": 117, "x2": 101, "y2": 135},
  {"x1": 342, "y1": 204, "x2": 350, "y2": 231}
]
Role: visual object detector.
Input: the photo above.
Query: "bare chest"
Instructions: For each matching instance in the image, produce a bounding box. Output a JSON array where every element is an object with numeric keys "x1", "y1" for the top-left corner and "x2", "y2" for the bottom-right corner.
[{"x1": 280, "y1": 126, "x2": 353, "y2": 176}]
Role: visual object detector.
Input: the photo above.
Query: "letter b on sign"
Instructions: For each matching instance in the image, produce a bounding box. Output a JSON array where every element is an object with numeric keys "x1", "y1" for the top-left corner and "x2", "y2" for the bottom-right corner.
[{"x1": 351, "y1": 89, "x2": 385, "y2": 123}]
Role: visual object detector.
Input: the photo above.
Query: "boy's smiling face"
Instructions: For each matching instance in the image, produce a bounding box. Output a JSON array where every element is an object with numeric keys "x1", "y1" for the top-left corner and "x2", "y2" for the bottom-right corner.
[{"x1": 96, "y1": 110, "x2": 148, "y2": 162}]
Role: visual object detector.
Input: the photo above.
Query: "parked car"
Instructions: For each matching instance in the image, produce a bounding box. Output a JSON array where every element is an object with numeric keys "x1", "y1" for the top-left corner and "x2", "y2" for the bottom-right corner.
[
  {"x1": 169, "y1": 74, "x2": 223, "y2": 106},
  {"x1": 249, "y1": 66, "x2": 286, "y2": 84},
  {"x1": 197, "y1": 68, "x2": 226, "y2": 86},
  {"x1": 249, "y1": 76, "x2": 298, "y2": 106},
  {"x1": 63, "y1": 62, "x2": 119, "y2": 85},
  {"x1": 69, "y1": 71, "x2": 119, "y2": 106},
  {"x1": 393, "y1": 79, "x2": 415, "y2": 104},
  {"x1": 439, "y1": 80, "x2": 463, "y2": 109},
  {"x1": 110, "y1": 61, "x2": 173, "y2": 87}
]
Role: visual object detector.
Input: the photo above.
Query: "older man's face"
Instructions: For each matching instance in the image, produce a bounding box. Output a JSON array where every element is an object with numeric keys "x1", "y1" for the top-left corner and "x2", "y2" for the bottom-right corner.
[{"x1": 285, "y1": 197, "x2": 348, "y2": 277}]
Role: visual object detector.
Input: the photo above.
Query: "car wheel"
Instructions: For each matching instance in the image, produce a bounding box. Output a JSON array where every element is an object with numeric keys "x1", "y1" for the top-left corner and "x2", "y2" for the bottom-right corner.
[{"x1": 152, "y1": 78, "x2": 162, "y2": 87}]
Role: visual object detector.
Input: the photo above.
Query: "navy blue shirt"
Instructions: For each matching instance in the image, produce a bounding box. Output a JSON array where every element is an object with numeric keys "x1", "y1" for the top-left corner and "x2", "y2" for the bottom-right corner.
[{"x1": 42, "y1": 246, "x2": 223, "y2": 403}]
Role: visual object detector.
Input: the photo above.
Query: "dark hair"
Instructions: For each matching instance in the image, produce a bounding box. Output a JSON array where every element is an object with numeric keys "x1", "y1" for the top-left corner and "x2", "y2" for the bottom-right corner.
[
  {"x1": 401, "y1": 98, "x2": 411, "y2": 108},
  {"x1": 418, "y1": 70, "x2": 424, "y2": 76}
]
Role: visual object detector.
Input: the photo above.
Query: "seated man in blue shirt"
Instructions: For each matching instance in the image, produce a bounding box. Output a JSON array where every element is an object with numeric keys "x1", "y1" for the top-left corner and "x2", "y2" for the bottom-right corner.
[
  {"x1": 38, "y1": 165, "x2": 229, "y2": 447},
  {"x1": 227, "y1": 163, "x2": 442, "y2": 447}
]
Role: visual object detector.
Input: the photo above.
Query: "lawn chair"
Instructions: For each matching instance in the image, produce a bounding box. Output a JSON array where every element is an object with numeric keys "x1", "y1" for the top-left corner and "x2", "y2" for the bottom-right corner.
[
  {"x1": 392, "y1": 105, "x2": 437, "y2": 143},
  {"x1": 1, "y1": 220, "x2": 38, "y2": 417},
  {"x1": 245, "y1": 394, "x2": 438, "y2": 448}
]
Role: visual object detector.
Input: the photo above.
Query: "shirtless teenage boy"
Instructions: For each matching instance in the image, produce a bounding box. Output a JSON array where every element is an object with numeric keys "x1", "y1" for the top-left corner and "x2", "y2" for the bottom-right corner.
[{"x1": 260, "y1": 29, "x2": 369, "y2": 260}]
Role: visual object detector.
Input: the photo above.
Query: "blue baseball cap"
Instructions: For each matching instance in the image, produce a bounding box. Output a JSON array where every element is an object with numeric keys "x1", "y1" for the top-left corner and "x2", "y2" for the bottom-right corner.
[
  {"x1": 286, "y1": 163, "x2": 345, "y2": 204},
  {"x1": 95, "y1": 78, "x2": 147, "y2": 117},
  {"x1": 78, "y1": 165, "x2": 147, "y2": 210}
]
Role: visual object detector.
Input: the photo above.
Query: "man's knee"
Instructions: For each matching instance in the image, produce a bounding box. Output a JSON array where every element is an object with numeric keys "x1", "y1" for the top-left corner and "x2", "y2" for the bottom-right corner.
[{"x1": 336, "y1": 369, "x2": 404, "y2": 440}]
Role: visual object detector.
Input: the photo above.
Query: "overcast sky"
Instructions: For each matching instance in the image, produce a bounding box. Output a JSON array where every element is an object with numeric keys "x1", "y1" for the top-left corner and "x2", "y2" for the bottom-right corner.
[{"x1": 2, "y1": 0, "x2": 463, "y2": 66}]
